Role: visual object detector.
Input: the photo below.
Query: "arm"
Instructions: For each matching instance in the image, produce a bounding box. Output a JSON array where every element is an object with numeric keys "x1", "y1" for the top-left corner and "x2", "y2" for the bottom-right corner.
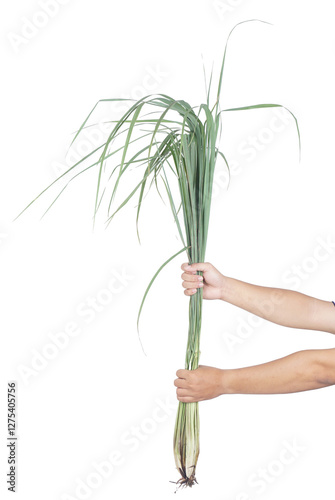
[
  {"x1": 174, "y1": 349, "x2": 335, "y2": 402},
  {"x1": 181, "y1": 262, "x2": 335, "y2": 334}
]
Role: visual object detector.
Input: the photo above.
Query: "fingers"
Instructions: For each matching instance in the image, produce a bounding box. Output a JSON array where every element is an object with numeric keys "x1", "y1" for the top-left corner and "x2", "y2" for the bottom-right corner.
[
  {"x1": 181, "y1": 272, "x2": 203, "y2": 282},
  {"x1": 174, "y1": 378, "x2": 187, "y2": 388},
  {"x1": 180, "y1": 263, "x2": 207, "y2": 297},
  {"x1": 175, "y1": 384, "x2": 196, "y2": 402},
  {"x1": 182, "y1": 278, "x2": 203, "y2": 289},
  {"x1": 181, "y1": 262, "x2": 198, "y2": 275},
  {"x1": 181, "y1": 262, "x2": 212, "y2": 273},
  {"x1": 176, "y1": 368, "x2": 189, "y2": 379},
  {"x1": 175, "y1": 370, "x2": 191, "y2": 399},
  {"x1": 175, "y1": 386, "x2": 199, "y2": 402},
  {"x1": 177, "y1": 395, "x2": 196, "y2": 403},
  {"x1": 175, "y1": 368, "x2": 200, "y2": 402},
  {"x1": 181, "y1": 271, "x2": 204, "y2": 298}
]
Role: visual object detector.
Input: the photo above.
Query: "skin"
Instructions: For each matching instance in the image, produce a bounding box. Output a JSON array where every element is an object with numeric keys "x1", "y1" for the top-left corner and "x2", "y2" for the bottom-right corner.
[{"x1": 174, "y1": 262, "x2": 335, "y2": 402}]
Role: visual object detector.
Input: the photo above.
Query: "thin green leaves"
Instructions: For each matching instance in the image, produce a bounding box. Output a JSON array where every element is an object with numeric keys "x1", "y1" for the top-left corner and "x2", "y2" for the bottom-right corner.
[
  {"x1": 136, "y1": 245, "x2": 190, "y2": 334},
  {"x1": 222, "y1": 103, "x2": 301, "y2": 161},
  {"x1": 215, "y1": 19, "x2": 273, "y2": 115}
]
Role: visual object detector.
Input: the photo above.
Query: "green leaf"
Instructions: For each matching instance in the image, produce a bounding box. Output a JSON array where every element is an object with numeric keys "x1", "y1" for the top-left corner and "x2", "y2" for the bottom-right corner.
[
  {"x1": 223, "y1": 103, "x2": 301, "y2": 161},
  {"x1": 215, "y1": 20, "x2": 273, "y2": 114},
  {"x1": 137, "y1": 245, "x2": 190, "y2": 334}
]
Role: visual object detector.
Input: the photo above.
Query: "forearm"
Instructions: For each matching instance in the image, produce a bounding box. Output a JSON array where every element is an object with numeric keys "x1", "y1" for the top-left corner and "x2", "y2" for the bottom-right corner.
[
  {"x1": 175, "y1": 349, "x2": 335, "y2": 401},
  {"x1": 222, "y1": 349, "x2": 334, "y2": 395},
  {"x1": 221, "y1": 277, "x2": 335, "y2": 334}
]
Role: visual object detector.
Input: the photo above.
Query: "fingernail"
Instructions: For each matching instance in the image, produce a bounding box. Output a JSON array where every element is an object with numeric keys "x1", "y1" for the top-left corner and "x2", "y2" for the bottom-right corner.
[
  {"x1": 192, "y1": 289, "x2": 197, "y2": 293},
  {"x1": 186, "y1": 265, "x2": 192, "y2": 270},
  {"x1": 198, "y1": 282, "x2": 203, "y2": 287},
  {"x1": 198, "y1": 276, "x2": 203, "y2": 281}
]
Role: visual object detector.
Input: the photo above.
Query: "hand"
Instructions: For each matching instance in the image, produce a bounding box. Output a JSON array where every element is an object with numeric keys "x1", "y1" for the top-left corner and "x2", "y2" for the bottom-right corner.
[
  {"x1": 174, "y1": 365, "x2": 225, "y2": 402},
  {"x1": 180, "y1": 262, "x2": 225, "y2": 300}
]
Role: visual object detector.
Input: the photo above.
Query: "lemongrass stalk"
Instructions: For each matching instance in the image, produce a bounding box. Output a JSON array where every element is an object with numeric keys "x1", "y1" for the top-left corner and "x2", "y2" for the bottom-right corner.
[
  {"x1": 14, "y1": 20, "x2": 300, "y2": 490},
  {"x1": 173, "y1": 290, "x2": 203, "y2": 487}
]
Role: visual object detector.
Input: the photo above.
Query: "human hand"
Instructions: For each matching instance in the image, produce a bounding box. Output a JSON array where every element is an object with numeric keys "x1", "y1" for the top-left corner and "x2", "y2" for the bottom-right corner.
[
  {"x1": 174, "y1": 365, "x2": 225, "y2": 402},
  {"x1": 180, "y1": 262, "x2": 226, "y2": 300}
]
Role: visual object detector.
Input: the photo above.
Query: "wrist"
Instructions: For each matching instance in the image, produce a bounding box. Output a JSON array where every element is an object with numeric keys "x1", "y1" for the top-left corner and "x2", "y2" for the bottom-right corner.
[
  {"x1": 219, "y1": 275, "x2": 232, "y2": 302},
  {"x1": 219, "y1": 368, "x2": 235, "y2": 395}
]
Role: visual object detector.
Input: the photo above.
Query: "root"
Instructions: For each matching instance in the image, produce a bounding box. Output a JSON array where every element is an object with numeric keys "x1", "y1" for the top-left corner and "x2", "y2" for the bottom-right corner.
[{"x1": 169, "y1": 466, "x2": 198, "y2": 493}]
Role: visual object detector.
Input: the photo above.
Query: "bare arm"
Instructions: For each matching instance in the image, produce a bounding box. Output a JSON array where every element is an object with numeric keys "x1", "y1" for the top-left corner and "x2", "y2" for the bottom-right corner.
[
  {"x1": 222, "y1": 276, "x2": 335, "y2": 334},
  {"x1": 175, "y1": 349, "x2": 335, "y2": 401},
  {"x1": 181, "y1": 262, "x2": 335, "y2": 334},
  {"x1": 177, "y1": 262, "x2": 335, "y2": 400}
]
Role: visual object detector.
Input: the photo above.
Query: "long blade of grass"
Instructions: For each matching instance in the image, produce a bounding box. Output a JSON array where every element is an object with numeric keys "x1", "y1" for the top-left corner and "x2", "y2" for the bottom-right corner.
[
  {"x1": 215, "y1": 19, "x2": 273, "y2": 114},
  {"x1": 13, "y1": 143, "x2": 105, "y2": 221},
  {"x1": 69, "y1": 98, "x2": 131, "y2": 149},
  {"x1": 137, "y1": 245, "x2": 190, "y2": 333},
  {"x1": 223, "y1": 103, "x2": 301, "y2": 160}
]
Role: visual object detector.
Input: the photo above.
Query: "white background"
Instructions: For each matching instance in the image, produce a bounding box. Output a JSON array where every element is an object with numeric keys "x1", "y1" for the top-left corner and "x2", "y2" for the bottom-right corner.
[{"x1": 1, "y1": 1, "x2": 335, "y2": 499}]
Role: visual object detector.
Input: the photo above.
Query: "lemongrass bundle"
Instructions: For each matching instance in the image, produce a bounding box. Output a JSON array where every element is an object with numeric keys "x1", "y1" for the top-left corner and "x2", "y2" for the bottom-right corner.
[{"x1": 15, "y1": 20, "x2": 300, "y2": 488}]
